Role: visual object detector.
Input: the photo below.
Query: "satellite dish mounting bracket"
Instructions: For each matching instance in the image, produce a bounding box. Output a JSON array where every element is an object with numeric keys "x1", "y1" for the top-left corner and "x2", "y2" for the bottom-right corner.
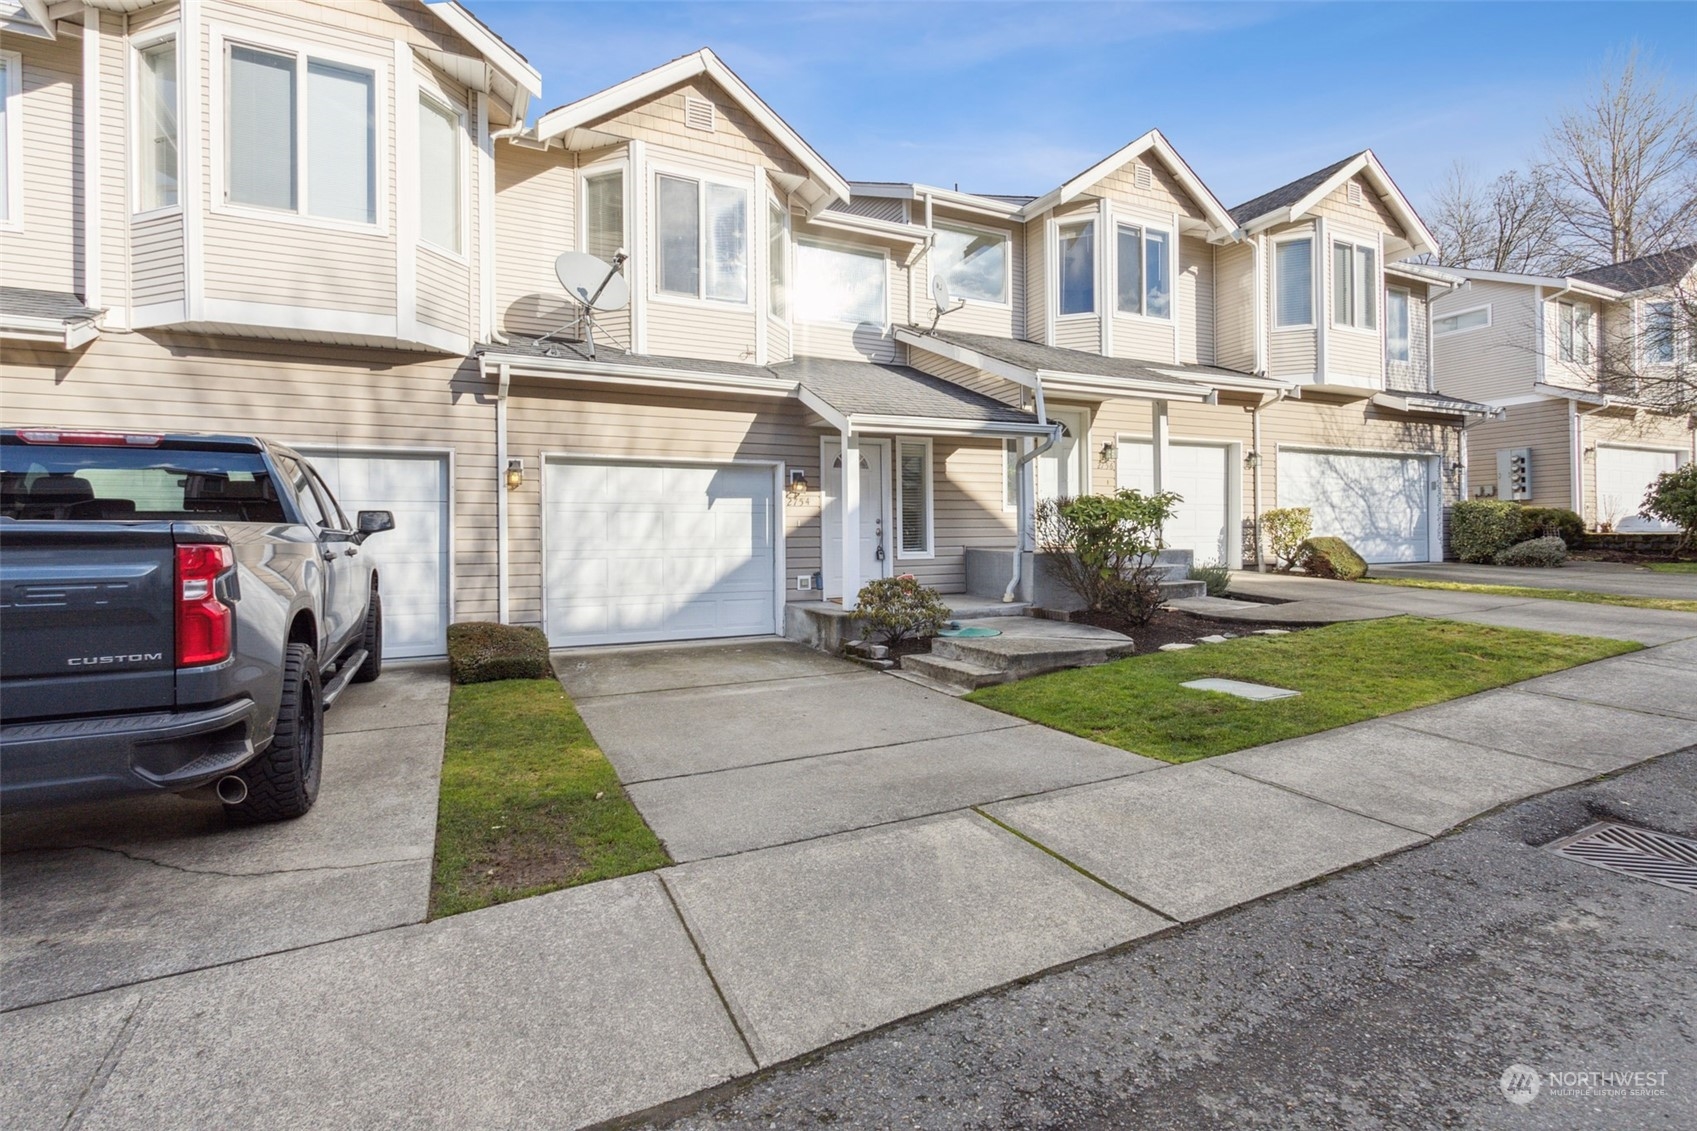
[{"x1": 535, "y1": 249, "x2": 630, "y2": 360}]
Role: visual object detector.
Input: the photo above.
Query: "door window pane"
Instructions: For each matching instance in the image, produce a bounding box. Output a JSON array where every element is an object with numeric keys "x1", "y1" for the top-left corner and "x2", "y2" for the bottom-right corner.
[
  {"x1": 1276, "y1": 238, "x2": 1313, "y2": 327},
  {"x1": 227, "y1": 46, "x2": 297, "y2": 211},
  {"x1": 1058, "y1": 220, "x2": 1094, "y2": 315},
  {"x1": 138, "y1": 40, "x2": 179, "y2": 211},
  {"x1": 418, "y1": 94, "x2": 460, "y2": 251},
  {"x1": 583, "y1": 170, "x2": 623, "y2": 262},
  {"x1": 657, "y1": 174, "x2": 700, "y2": 297},
  {"x1": 308, "y1": 62, "x2": 374, "y2": 223},
  {"x1": 705, "y1": 182, "x2": 747, "y2": 302}
]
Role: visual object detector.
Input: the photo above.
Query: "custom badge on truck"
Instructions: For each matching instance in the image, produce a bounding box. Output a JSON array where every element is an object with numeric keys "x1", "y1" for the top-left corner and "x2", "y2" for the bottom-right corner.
[{"x1": 67, "y1": 653, "x2": 166, "y2": 667}]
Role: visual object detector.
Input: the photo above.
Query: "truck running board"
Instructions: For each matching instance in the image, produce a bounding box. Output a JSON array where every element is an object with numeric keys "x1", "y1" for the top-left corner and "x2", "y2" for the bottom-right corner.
[{"x1": 320, "y1": 650, "x2": 368, "y2": 709}]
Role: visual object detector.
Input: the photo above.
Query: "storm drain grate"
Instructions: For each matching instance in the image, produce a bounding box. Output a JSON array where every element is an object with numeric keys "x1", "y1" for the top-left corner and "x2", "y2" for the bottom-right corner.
[{"x1": 1548, "y1": 822, "x2": 1697, "y2": 894}]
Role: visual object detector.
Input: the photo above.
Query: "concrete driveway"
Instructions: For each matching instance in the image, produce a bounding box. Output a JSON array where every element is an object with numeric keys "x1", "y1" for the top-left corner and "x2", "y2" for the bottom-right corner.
[
  {"x1": 1374, "y1": 559, "x2": 1697, "y2": 599},
  {"x1": 556, "y1": 640, "x2": 1159, "y2": 862},
  {"x1": 0, "y1": 665, "x2": 448, "y2": 1011}
]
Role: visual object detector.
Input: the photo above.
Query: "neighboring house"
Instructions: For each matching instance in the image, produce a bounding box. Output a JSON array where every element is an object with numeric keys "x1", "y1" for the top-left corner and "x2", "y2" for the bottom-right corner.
[
  {"x1": 1432, "y1": 246, "x2": 1697, "y2": 531},
  {"x1": 1, "y1": 1, "x2": 1487, "y2": 658}
]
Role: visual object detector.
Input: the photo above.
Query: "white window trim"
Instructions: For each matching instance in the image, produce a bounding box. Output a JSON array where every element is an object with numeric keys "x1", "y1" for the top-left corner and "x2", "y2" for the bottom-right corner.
[
  {"x1": 1052, "y1": 214, "x2": 1099, "y2": 321},
  {"x1": 894, "y1": 437, "x2": 935, "y2": 560},
  {"x1": 792, "y1": 235, "x2": 891, "y2": 330},
  {"x1": 765, "y1": 195, "x2": 791, "y2": 327},
  {"x1": 207, "y1": 23, "x2": 390, "y2": 237},
  {"x1": 1271, "y1": 232, "x2": 1316, "y2": 330},
  {"x1": 128, "y1": 26, "x2": 181, "y2": 219},
  {"x1": 932, "y1": 217, "x2": 1012, "y2": 309},
  {"x1": 1329, "y1": 235, "x2": 1378, "y2": 335},
  {"x1": 416, "y1": 83, "x2": 469, "y2": 262},
  {"x1": 1433, "y1": 303, "x2": 1492, "y2": 337},
  {"x1": 648, "y1": 159, "x2": 755, "y2": 311},
  {"x1": 578, "y1": 156, "x2": 628, "y2": 258},
  {"x1": 0, "y1": 49, "x2": 22, "y2": 232},
  {"x1": 1112, "y1": 218, "x2": 1174, "y2": 322},
  {"x1": 1384, "y1": 286, "x2": 1411, "y2": 364},
  {"x1": 1640, "y1": 299, "x2": 1678, "y2": 366}
]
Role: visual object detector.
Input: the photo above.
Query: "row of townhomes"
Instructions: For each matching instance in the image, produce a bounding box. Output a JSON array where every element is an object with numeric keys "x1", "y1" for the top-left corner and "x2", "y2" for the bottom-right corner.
[
  {"x1": 1432, "y1": 247, "x2": 1697, "y2": 530},
  {"x1": 8, "y1": 0, "x2": 1685, "y2": 661}
]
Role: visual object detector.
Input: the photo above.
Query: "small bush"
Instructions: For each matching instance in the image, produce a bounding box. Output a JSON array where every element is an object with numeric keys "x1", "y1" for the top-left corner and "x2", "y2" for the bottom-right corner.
[
  {"x1": 1518, "y1": 506, "x2": 1584, "y2": 548},
  {"x1": 1494, "y1": 536, "x2": 1568, "y2": 568},
  {"x1": 1191, "y1": 560, "x2": 1231, "y2": 597},
  {"x1": 1262, "y1": 508, "x2": 1313, "y2": 571},
  {"x1": 1035, "y1": 489, "x2": 1180, "y2": 618},
  {"x1": 1643, "y1": 463, "x2": 1697, "y2": 550},
  {"x1": 855, "y1": 575, "x2": 950, "y2": 647},
  {"x1": 1298, "y1": 536, "x2": 1368, "y2": 580},
  {"x1": 1451, "y1": 499, "x2": 1524, "y2": 563},
  {"x1": 446, "y1": 622, "x2": 552, "y2": 684}
]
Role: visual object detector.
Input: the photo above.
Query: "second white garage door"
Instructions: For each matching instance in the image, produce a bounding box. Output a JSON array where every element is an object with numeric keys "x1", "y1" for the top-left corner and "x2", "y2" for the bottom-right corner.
[
  {"x1": 1118, "y1": 440, "x2": 1235, "y2": 566},
  {"x1": 543, "y1": 459, "x2": 778, "y2": 647},
  {"x1": 1278, "y1": 449, "x2": 1434, "y2": 564},
  {"x1": 1596, "y1": 446, "x2": 1682, "y2": 531}
]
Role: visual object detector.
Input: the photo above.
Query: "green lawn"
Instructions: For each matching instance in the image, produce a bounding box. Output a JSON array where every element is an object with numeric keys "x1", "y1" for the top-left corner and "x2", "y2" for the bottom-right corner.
[
  {"x1": 1361, "y1": 576, "x2": 1697, "y2": 614},
  {"x1": 966, "y1": 618, "x2": 1635, "y2": 763},
  {"x1": 429, "y1": 679, "x2": 669, "y2": 919},
  {"x1": 1645, "y1": 562, "x2": 1697, "y2": 575}
]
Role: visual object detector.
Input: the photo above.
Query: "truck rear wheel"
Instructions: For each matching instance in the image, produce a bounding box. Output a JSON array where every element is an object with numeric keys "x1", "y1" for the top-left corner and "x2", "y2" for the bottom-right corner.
[
  {"x1": 226, "y1": 642, "x2": 323, "y2": 824},
  {"x1": 352, "y1": 589, "x2": 382, "y2": 684}
]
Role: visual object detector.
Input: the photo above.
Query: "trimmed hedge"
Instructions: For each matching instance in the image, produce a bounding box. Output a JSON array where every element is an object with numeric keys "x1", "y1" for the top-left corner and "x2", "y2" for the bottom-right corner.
[
  {"x1": 1518, "y1": 507, "x2": 1583, "y2": 548},
  {"x1": 1451, "y1": 499, "x2": 1524, "y2": 563},
  {"x1": 446, "y1": 622, "x2": 553, "y2": 684},
  {"x1": 1299, "y1": 536, "x2": 1368, "y2": 580},
  {"x1": 1495, "y1": 536, "x2": 1568, "y2": 568}
]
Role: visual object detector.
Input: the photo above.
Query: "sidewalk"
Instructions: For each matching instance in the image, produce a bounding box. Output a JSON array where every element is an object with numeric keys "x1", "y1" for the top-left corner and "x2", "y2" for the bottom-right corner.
[{"x1": 6, "y1": 637, "x2": 1693, "y2": 1130}]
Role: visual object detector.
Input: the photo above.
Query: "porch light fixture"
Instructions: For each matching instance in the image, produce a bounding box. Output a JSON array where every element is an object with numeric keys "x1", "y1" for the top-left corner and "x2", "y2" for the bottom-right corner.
[
  {"x1": 787, "y1": 469, "x2": 809, "y2": 496},
  {"x1": 1244, "y1": 450, "x2": 1262, "y2": 470},
  {"x1": 1097, "y1": 442, "x2": 1115, "y2": 467},
  {"x1": 505, "y1": 458, "x2": 524, "y2": 491}
]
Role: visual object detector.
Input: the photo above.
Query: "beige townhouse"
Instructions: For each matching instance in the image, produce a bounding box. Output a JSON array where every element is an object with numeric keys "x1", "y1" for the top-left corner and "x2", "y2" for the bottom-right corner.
[
  {"x1": 2, "y1": 0, "x2": 1487, "y2": 659},
  {"x1": 1431, "y1": 247, "x2": 1697, "y2": 530}
]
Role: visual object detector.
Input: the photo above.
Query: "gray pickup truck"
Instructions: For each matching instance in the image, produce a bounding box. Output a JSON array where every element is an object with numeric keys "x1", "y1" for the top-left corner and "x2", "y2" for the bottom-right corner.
[{"x1": 0, "y1": 429, "x2": 393, "y2": 823}]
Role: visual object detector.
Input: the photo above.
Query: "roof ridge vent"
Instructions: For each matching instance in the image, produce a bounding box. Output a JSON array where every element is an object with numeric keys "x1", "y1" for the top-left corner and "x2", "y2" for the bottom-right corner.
[{"x1": 684, "y1": 95, "x2": 716, "y2": 132}]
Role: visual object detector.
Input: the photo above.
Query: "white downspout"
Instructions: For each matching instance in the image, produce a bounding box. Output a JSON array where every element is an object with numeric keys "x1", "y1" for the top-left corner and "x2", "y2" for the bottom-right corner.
[
  {"x1": 1004, "y1": 380, "x2": 1059, "y2": 603},
  {"x1": 1248, "y1": 388, "x2": 1287, "y2": 570},
  {"x1": 496, "y1": 362, "x2": 512, "y2": 624}
]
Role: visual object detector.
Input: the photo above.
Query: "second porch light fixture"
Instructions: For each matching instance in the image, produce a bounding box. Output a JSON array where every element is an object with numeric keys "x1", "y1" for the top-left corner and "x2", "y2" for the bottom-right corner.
[
  {"x1": 505, "y1": 458, "x2": 525, "y2": 490},
  {"x1": 1244, "y1": 450, "x2": 1262, "y2": 470}
]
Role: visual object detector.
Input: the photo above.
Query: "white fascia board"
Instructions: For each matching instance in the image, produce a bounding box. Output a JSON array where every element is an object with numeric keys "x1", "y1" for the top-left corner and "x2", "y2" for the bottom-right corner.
[
  {"x1": 425, "y1": 2, "x2": 542, "y2": 97},
  {"x1": 807, "y1": 209, "x2": 930, "y2": 246},
  {"x1": 1530, "y1": 381, "x2": 1611, "y2": 407},
  {"x1": 894, "y1": 328, "x2": 1037, "y2": 388},
  {"x1": 483, "y1": 352, "x2": 799, "y2": 398},
  {"x1": 1037, "y1": 371, "x2": 1216, "y2": 404},
  {"x1": 1286, "y1": 151, "x2": 1438, "y2": 259},
  {"x1": 1160, "y1": 369, "x2": 1297, "y2": 394},
  {"x1": 1021, "y1": 129, "x2": 1235, "y2": 234},
  {"x1": 843, "y1": 415, "x2": 1052, "y2": 438},
  {"x1": 796, "y1": 385, "x2": 850, "y2": 432},
  {"x1": 1443, "y1": 266, "x2": 1622, "y2": 299},
  {"x1": 1370, "y1": 392, "x2": 1490, "y2": 419},
  {"x1": 1385, "y1": 261, "x2": 1464, "y2": 289},
  {"x1": 7, "y1": 0, "x2": 53, "y2": 37},
  {"x1": 911, "y1": 185, "x2": 1024, "y2": 218}
]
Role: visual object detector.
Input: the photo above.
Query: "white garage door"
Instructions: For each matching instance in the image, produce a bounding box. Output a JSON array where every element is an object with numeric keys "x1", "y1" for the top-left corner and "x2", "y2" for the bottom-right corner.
[
  {"x1": 1279, "y1": 449, "x2": 1433, "y2": 564},
  {"x1": 1119, "y1": 440, "x2": 1234, "y2": 565},
  {"x1": 302, "y1": 450, "x2": 451, "y2": 659},
  {"x1": 1596, "y1": 446, "x2": 1681, "y2": 531},
  {"x1": 543, "y1": 460, "x2": 777, "y2": 648}
]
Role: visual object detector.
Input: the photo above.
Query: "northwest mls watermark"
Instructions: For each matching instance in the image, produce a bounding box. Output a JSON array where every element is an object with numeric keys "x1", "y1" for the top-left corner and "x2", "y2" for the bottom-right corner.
[{"x1": 1500, "y1": 1063, "x2": 1671, "y2": 1106}]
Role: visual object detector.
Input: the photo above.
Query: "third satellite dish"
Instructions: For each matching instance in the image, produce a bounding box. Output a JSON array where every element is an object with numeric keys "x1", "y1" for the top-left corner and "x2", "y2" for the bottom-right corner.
[{"x1": 554, "y1": 251, "x2": 630, "y2": 312}]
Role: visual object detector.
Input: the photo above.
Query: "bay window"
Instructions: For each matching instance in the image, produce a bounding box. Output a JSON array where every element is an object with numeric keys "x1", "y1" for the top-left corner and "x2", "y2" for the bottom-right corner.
[
  {"x1": 934, "y1": 222, "x2": 1009, "y2": 304},
  {"x1": 1386, "y1": 288, "x2": 1410, "y2": 363},
  {"x1": 1274, "y1": 237, "x2": 1313, "y2": 328},
  {"x1": 225, "y1": 42, "x2": 377, "y2": 224},
  {"x1": 1332, "y1": 239, "x2": 1376, "y2": 330},
  {"x1": 656, "y1": 172, "x2": 748, "y2": 303},
  {"x1": 136, "y1": 38, "x2": 179, "y2": 212},
  {"x1": 1116, "y1": 223, "x2": 1171, "y2": 318},
  {"x1": 582, "y1": 168, "x2": 623, "y2": 262},
  {"x1": 794, "y1": 240, "x2": 886, "y2": 326},
  {"x1": 1645, "y1": 302, "x2": 1675, "y2": 363},
  {"x1": 1058, "y1": 220, "x2": 1095, "y2": 315},
  {"x1": 1558, "y1": 300, "x2": 1592, "y2": 364},
  {"x1": 896, "y1": 439, "x2": 932, "y2": 558}
]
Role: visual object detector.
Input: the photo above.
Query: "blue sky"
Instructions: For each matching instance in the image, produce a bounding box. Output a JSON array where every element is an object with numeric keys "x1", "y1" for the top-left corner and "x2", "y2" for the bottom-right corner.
[{"x1": 476, "y1": 1, "x2": 1697, "y2": 212}]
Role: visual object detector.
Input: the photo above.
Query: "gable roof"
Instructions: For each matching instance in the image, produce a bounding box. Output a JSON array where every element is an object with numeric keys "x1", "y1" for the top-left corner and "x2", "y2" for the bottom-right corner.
[
  {"x1": 1229, "y1": 150, "x2": 1437, "y2": 258},
  {"x1": 423, "y1": 2, "x2": 542, "y2": 120},
  {"x1": 1570, "y1": 245, "x2": 1697, "y2": 295},
  {"x1": 1016, "y1": 129, "x2": 1236, "y2": 237},
  {"x1": 532, "y1": 48, "x2": 850, "y2": 218}
]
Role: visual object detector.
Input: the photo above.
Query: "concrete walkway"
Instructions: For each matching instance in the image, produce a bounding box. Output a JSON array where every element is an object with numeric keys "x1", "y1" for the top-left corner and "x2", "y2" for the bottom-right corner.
[
  {"x1": 5, "y1": 640, "x2": 1696, "y2": 1129},
  {"x1": 1375, "y1": 558, "x2": 1697, "y2": 599}
]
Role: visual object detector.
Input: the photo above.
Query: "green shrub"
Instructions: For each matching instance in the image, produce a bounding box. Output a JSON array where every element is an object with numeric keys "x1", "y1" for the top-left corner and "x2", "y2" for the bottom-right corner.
[
  {"x1": 1643, "y1": 463, "x2": 1697, "y2": 550},
  {"x1": 1298, "y1": 536, "x2": 1368, "y2": 580},
  {"x1": 855, "y1": 574, "x2": 950, "y2": 647},
  {"x1": 1494, "y1": 536, "x2": 1568, "y2": 567},
  {"x1": 1035, "y1": 489, "x2": 1181, "y2": 622},
  {"x1": 1190, "y1": 560, "x2": 1231, "y2": 597},
  {"x1": 1451, "y1": 499, "x2": 1525, "y2": 563},
  {"x1": 1262, "y1": 507, "x2": 1313, "y2": 571},
  {"x1": 1518, "y1": 506, "x2": 1584, "y2": 548},
  {"x1": 446, "y1": 622, "x2": 553, "y2": 684}
]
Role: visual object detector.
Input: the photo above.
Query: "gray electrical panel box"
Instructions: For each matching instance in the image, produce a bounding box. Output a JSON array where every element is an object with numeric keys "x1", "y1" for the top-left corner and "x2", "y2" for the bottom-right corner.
[{"x1": 1497, "y1": 447, "x2": 1533, "y2": 501}]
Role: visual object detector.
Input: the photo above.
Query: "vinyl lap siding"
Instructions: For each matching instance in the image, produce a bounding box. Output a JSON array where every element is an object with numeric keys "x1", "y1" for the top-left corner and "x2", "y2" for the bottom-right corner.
[
  {"x1": 1431, "y1": 279, "x2": 1538, "y2": 403},
  {"x1": 1178, "y1": 235, "x2": 1213, "y2": 365},
  {"x1": 646, "y1": 299, "x2": 759, "y2": 363},
  {"x1": 1466, "y1": 397, "x2": 1573, "y2": 508},
  {"x1": 1580, "y1": 410, "x2": 1695, "y2": 527},
  {"x1": 1386, "y1": 283, "x2": 1430, "y2": 393},
  {"x1": 2, "y1": 32, "x2": 82, "y2": 294},
  {"x1": 896, "y1": 439, "x2": 1016, "y2": 594},
  {"x1": 1111, "y1": 314, "x2": 1170, "y2": 362},
  {"x1": 202, "y1": 216, "x2": 397, "y2": 314},
  {"x1": 1214, "y1": 240, "x2": 1255, "y2": 373},
  {"x1": 904, "y1": 350, "x2": 1024, "y2": 408},
  {"x1": 494, "y1": 143, "x2": 607, "y2": 342},
  {"x1": 1025, "y1": 223, "x2": 1047, "y2": 344},
  {"x1": 132, "y1": 214, "x2": 185, "y2": 304},
  {"x1": 98, "y1": 11, "x2": 130, "y2": 311},
  {"x1": 417, "y1": 244, "x2": 471, "y2": 334}
]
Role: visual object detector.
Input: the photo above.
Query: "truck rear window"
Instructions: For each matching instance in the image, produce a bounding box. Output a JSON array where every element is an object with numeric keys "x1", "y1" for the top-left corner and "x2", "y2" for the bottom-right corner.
[{"x1": 1, "y1": 446, "x2": 288, "y2": 523}]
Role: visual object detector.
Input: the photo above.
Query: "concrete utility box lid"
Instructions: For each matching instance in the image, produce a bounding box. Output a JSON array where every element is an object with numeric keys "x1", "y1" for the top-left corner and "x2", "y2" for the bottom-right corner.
[{"x1": 1181, "y1": 678, "x2": 1300, "y2": 701}]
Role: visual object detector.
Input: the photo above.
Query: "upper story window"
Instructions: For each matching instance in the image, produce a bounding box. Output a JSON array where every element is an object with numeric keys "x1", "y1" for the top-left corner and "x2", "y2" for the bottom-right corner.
[
  {"x1": 1116, "y1": 223, "x2": 1170, "y2": 319},
  {"x1": 794, "y1": 239, "x2": 886, "y2": 326},
  {"x1": 1057, "y1": 219, "x2": 1095, "y2": 316},
  {"x1": 934, "y1": 222, "x2": 1009, "y2": 305},
  {"x1": 1331, "y1": 239, "x2": 1376, "y2": 331},
  {"x1": 136, "y1": 37, "x2": 179, "y2": 212},
  {"x1": 656, "y1": 172, "x2": 747, "y2": 304},
  {"x1": 1434, "y1": 304, "x2": 1490, "y2": 336},
  {"x1": 1386, "y1": 288, "x2": 1410, "y2": 363},
  {"x1": 418, "y1": 92, "x2": 462, "y2": 253},
  {"x1": 1274, "y1": 236, "x2": 1313, "y2": 328},
  {"x1": 0, "y1": 52, "x2": 18, "y2": 226},
  {"x1": 767, "y1": 201, "x2": 788, "y2": 319},
  {"x1": 225, "y1": 43, "x2": 376, "y2": 225},
  {"x1": 1557, "y1": 300, "x2": 1592, "y2": 364},
  {"x1": 1644, "y1": 301, "x2": 1676, "y2": 364},
  {"x1": 582, "y1": 168, "x2": 623, "y2": 261}
]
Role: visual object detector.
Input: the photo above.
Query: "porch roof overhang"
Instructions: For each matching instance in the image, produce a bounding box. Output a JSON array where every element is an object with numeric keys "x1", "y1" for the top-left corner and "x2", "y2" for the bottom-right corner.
[
  {"x1": 0, "y1": 288, "x2": 104, "y2": 349},
  {"x1": 896, "y1": 327, "x2": 1218, "y2": 404},
  {"x1": 1371, "y1": 390, "x2": 1497, "y2": 420}
]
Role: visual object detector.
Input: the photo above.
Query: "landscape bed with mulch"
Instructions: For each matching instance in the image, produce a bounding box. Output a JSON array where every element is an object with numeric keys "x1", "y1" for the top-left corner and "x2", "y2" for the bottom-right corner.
[{"x1": 1069, "y1": 607, "x2": 1287, "y2": 651}]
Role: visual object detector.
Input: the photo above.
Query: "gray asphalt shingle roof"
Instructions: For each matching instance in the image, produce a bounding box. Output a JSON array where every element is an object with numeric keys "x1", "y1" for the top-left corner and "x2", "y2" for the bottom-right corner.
[
  {"x1": 1227, "y1": 153, "x2": 1362, "y2": 227},
  {"x1": 0, "y1": 287, "x2": 102, "y2": 323},
  {"x1": 1570, "y1": 245, "x2": 1697, "y2": 294},
  {"x1": 915, "y1": 328, "x2": 1229, "y2": 389}
]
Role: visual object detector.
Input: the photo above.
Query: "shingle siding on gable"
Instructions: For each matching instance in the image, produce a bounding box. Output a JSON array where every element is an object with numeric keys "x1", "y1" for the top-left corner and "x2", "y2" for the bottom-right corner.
[{"x1": 585, "y1": 77, "x2": 806, "y2": 180}]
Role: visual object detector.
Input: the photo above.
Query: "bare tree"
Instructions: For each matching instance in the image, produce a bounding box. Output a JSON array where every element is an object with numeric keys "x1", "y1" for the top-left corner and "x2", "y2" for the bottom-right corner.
[
  {"x1": 1593, "y1": 275, "x2": 1697, "y2": 416},
  {"x1": 1541, "y1": 48, "x2": 1697, "y2": 265},
  {"x1": 1429, "y1": 161, "x2": 1567, "y2": 273}
]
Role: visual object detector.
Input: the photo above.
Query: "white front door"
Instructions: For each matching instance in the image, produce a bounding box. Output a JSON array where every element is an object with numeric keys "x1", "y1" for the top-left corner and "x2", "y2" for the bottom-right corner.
[
  {"x1": 822, "y1": 438, "x2": 887, "y2": 599},
  {"x1": 1038, "y1": 407, "x2": 1091, "y2": 501},
  {"x1": 1596, "y1": 446, "x2": 1682, "y2": 531},
  {"x1": 1118, "y1": 439, "x2": 1235, "y2": 566},
  {"x1": 1278, "y1": 448, "x2": 1434, "y2": 563}
]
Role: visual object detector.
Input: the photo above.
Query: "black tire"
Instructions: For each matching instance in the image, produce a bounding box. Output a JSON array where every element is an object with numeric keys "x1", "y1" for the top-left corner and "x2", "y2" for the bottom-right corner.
[
  {"x1": 226, "y1": 642, "x2": 323, "y2": 824},
  {"x1": 352, "y1": 588, "x2": 382, "y2": 684}
]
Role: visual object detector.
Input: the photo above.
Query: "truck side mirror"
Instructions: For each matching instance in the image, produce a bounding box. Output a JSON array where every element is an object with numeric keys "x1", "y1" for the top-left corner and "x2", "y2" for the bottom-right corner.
[{"x1": 355, "y1": 510, "x2": 395, "y2": 542}]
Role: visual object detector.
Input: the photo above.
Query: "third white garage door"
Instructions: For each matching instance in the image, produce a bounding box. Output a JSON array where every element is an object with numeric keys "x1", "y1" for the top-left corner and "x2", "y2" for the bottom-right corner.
[
  {"x1": 1278, "y1": 449, "x2": 1435, "y2": 563},
  {"x1": 1596, "y1": 446, "x2": 1683, "y2": 531},
  {"x1": 543, "y1": 459, "x2": 778, "y2": 648}
]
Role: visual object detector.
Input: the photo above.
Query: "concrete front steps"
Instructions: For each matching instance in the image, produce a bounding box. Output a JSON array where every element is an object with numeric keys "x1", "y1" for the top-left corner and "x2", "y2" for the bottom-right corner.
[
  {"x1": 899, "y1": 618, "x2": 1135, "y2": 695},
  {"x1": 1154, "y1": 548, "x2": 1207, "y2": 601}
]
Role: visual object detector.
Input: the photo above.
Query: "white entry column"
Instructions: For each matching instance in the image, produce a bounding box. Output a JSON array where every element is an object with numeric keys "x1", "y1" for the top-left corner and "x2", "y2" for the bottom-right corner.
[{"x1": 840, "y1": 430, "x2": 862, "y2": 609}]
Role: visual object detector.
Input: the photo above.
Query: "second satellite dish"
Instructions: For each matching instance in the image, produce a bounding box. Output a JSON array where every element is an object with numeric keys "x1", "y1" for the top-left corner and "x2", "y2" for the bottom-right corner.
[
  {"x1": 928, "y1": 273, "x2": 964, "y2": 331},
  {"x1": 555, "y1": 251, "x2": 630, "y2": 312}
]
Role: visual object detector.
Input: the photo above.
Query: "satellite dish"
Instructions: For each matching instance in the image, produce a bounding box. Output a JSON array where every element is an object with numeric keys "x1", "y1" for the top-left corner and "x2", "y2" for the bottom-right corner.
[
  {"x1": 554, "y1": 252, "x2": 630, "y2": 312},
  {"x1": 928, "y1": 272, "x2": 965, "y2": 331}
]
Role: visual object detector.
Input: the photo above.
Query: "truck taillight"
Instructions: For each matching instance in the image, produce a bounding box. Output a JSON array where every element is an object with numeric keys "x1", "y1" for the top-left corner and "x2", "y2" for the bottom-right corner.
[{"x1": 176, "y1": 544, "x2": 234, "y2": 667}]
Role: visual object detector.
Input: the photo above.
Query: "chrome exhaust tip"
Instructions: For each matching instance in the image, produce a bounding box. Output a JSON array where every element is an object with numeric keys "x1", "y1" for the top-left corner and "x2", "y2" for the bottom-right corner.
[{"x1": 215, "y1": 775, "x2": 248, "y2": 805}]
